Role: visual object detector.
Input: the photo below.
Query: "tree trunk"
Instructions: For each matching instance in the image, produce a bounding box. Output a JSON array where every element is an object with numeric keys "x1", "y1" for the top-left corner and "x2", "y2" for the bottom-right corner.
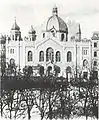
[
  {"x1": 49, "y1": 92, "x2": 52, "y2": 120},
  {"x1": 27, "y1": 106, "x2": 31, "y2": 120},
  {"x1": 1, "y1": 102, "x2": 3, "y2": 117},
  {"x1": 84, "y1": 92, "x2": 88, "y2": 120},
  {"x1": 41, "y1": 111, "x2": 44, "y2": 120}
]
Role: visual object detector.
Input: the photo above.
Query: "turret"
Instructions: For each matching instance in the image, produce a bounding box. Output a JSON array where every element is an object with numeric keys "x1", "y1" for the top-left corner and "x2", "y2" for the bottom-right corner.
[
  {"x1": 76, "y1": 24, "x2": 81, "y2": 41},
  {"x1": 28, "y1": 25, "x2": 36, "y2": 41},
  {"x1": 10, "y1": 18, "x2": 21, "y2": 41}
]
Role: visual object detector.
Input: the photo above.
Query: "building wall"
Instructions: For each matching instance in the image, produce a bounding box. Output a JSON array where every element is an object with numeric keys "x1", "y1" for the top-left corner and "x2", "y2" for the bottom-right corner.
[
  {"x1": 0, "y1": 35, "x2": 6, "y2": 76},
  {"x1": 5, "y1": 32, "x2": 93, "y2": 77},
  {"x1": 91, "y1": 34, "x2": 99, "y2": 78}
]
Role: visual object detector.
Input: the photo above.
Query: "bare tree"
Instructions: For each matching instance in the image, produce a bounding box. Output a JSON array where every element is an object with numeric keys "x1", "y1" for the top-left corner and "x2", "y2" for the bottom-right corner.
[{"x1": 31, "y1": 88, "x2": 49, "y2": 120}]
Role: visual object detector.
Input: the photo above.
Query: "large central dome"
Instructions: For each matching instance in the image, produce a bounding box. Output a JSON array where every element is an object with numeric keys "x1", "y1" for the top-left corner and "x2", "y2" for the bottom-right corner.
[{"x1": 46, "y1": 6, "x2": 68, "y2": 33}]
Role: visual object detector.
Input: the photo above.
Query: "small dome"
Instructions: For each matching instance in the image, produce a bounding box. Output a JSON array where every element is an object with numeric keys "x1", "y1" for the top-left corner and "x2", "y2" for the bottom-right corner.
[
  {"x1": 29, "y1": 25, "x2": 36, "y2": 34},
  {"x1": 11, "y1": 19, "x2": 20, "y2": 30},
  {"x1": 0, "y1": 34, "x2": 6, "y2": 44},
  {"x1": 91, "y1": 32, "x2": 99, "y2": 40},
  {"x1": 46, "y1": 6, "x2": 68, "y2": 33}
]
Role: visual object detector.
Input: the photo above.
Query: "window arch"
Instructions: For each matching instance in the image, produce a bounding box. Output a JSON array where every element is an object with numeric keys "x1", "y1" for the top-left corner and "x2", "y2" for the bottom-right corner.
[
  {"x1": 67, "y1": 51, "x2": 72, "y2": 62},
  {"x1": 46, "y1": 47, "x2": 54, "y2": 62},
  {"x1": 39, "y1": 51, "x2": 44, "y2": 62},
  {"x1": 61, "y1": 33, "x2": 64, "y2": 41},
  {"x1": 28, "y1": 51, "x2": 32, "y2": 61},
  {"x1": 56, "y1": 51, "x2": 61, "y2": 62}
]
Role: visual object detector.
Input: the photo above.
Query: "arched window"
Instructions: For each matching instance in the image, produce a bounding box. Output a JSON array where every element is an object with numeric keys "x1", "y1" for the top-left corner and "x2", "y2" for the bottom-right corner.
[
  {"x1": 39, "y1": 66, "x2": 44, "y2": 76},
  {"x1": 13, "y1": 49, "x2": 14, "y2": 53},
  {"x1": 39, "y1": 51, "x2": 44, "y2": 62},
  {"x1": 94, "y1": 42, "x2": 97, "y2": 47},
  {"x1": 46, "y1": 47, "x2": 54, "y2": 62},
  {"x1": 66, "y1": 33, "x2": 68, "y2": 41},
  {"x1": 67, "y1": 51, "x2": 72, "y2": 62},
  {"x1": 56, "y1": 51, "x2": 61, "y2": 62},
  {"x1": 15, "y1": 34, "x2": 17, "y2": 41},
  {"x1": 47, "y1": 66, "x2": 52, "y2": 76},
  {"x1": 61, "y1": 34, "x2": 64, "y2": 41},
  {"x1": 93, "y1": 71, "x2": 98, "y2": 79},
  {"x1": 83, "y1": 72, "x2": 88, "y2": 78},
  {"x1": 43, "y1": 33, "x2": 45, "y2": 38},
  {"x1": 66, "y1": 66, "x2": 71, "y2": 73},
  {"x1": 94, "y1": 51, "x2": 97, "y2": 57},
  {"x1": 12, "y1": 35, "x2": 14, "y2": 40},
  {"x1": 9, "y1": 58, "x2": 15, "y2": 69},
  {"x1": 51, "y1": 30, "x2": 55, "y2": 37},
  {"x1": 83, "y1": 59, "x2": 88, "y2": 67},
  {"x1": 28, "y1": 51, "x2": 32, "y2": 61},
  {"x1": 10, "y1": 58, "x2": 15, "y2": 65},
  {"x1": 66, "y1": 66, "x2": 71, "y2": 81},
  {"x1": 94, "y1": 61, "x2": 97, "y2": 66},
  {"x1": 10, "y1": 49, "x2": 12, "y2": 53},
  {"x1": 54, "y1": 65, "x2": 60, "y2": 76}
]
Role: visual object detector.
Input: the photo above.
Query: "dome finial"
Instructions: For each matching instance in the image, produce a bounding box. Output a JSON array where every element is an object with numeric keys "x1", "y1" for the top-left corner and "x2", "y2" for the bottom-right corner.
[
  {"x1": 52, "y1": 5, "x2": 58, "y2": 16},
  {"x1": 14, "y1": 17, "x2": 16, "y2": 23},
  {"x1": 29, "y1": 25, "x2": 36, "y2": 34},
  {"x1": 31, "y1": 25, "x2": 33, "y2": 29}
]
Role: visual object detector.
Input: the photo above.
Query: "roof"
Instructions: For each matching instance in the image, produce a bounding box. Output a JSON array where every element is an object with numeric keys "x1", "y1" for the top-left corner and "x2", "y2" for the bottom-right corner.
[{"x1": 46, "y1": 6, "x2": 68, "y2": 33}]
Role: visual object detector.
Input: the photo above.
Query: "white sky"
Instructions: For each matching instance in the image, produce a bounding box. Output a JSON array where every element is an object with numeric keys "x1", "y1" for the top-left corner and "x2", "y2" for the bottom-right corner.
[{"x1": 0, "y1": 0, "x2": 99, "y2": 39}]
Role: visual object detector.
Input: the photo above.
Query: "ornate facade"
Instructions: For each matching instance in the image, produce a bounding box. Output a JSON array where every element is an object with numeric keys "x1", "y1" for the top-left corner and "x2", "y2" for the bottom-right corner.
[{"x1": 1, "y1": 6, "x2": 99, "y2": 78}]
